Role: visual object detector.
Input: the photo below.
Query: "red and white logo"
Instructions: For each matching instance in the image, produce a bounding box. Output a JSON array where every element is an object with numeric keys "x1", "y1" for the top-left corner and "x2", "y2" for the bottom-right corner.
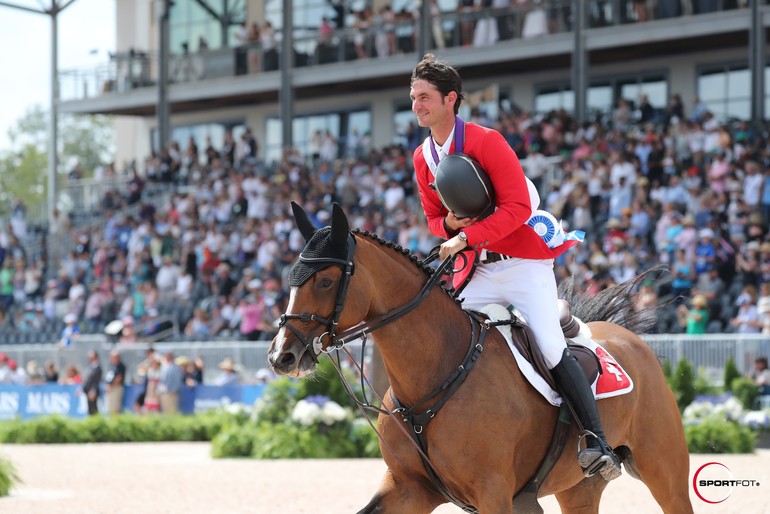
[{"x1": 693, "y1": 462, "x2": 734, "y2": 504}]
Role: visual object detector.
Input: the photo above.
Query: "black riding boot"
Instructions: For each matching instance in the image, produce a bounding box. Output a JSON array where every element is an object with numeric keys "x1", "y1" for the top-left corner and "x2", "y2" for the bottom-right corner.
[{"x1": 551, "y1": 347, "x2": 622, "y2": 481}]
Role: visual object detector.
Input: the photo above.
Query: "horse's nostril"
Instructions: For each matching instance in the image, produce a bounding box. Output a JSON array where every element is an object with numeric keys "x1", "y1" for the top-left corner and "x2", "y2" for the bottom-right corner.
[{"x1": 278, "y1": 351, "x2": 295, "y2": 367}]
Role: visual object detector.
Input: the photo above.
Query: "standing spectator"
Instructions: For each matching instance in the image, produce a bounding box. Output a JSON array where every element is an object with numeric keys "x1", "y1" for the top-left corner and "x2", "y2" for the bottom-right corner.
[
  {"x1": 61, "y1": 365, "x2": 83, "y2": 385},
  {"x1": 104, "y1": 350, "x2": 126, "y2": 415},
  {"x1": 159, "y1": 351, "x2": 183, "y2": 414},
  {"x1": 214, "y1": 357, "x2": 240, "y2": 386},
  {"x1": 82, "y1": 351, "x2": 102, "y2": 415},
  {"x1": 144, "y1": 358, "x2": 162, "y2": 414},
  {"x1": 44, "y1": 361, "x2": 59, "y2": 383},
  {"x1": 754, "y1": 357, "x2": 770, "y2": 395}
]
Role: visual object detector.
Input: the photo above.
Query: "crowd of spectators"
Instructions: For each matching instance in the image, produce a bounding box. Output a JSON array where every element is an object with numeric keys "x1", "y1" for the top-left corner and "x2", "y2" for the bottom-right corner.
[
  {"x1": 3, "y1": 83, "x2": 770, "y2": 350},
  {"x1": 226, "y1": 1, "x2": 752, "y2": 72}
]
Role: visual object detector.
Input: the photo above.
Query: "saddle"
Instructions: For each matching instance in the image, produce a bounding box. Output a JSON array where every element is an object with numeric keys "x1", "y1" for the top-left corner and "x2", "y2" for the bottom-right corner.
[{"x1": 489, "y1": 299, "x2": 601, "y2": 392}]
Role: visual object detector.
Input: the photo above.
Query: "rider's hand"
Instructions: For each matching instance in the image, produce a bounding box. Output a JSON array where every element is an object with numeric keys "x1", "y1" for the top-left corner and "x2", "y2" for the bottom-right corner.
[
  {"x1": 445, "y1": 212, "x2": 476, "y2": 231},
  {"x1": 439, "y1": 235, "x2": 468, "y2": 261}
]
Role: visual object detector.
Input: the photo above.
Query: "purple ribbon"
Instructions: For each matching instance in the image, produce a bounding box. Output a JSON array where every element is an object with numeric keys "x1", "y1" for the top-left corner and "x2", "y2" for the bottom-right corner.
[{"x1": 429, "y1": 116, "x2": 465, "y2": 164}]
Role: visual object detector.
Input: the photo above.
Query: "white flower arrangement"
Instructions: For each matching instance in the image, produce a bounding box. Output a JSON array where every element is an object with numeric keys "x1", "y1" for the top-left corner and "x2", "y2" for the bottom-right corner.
[
  {"x1": 683, "y1": 393, "x2": 770, "y2": 432},
  {"x1": 290, "y1": 397, "x2": 351, "y2": 427},
  {"x1": 740, "y1": 410, "x2": 770, "y2": 431},
  {"x1": 291, "y1": 399, "x2": 323, "y2": 426}
]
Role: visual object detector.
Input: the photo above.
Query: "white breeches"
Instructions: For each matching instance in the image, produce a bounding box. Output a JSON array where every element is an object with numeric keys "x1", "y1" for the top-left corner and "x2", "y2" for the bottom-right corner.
[{"x1": 459, "y1": 257, "x2": 566, "y2": 369}]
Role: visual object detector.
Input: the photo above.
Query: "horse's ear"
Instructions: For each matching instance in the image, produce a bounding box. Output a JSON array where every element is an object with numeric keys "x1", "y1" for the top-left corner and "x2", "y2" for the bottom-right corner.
[
  {"x1": 330, "y1": 203, "x2": 349, "y2": 250},
  {"x1": 291, "y1": 201, "x2": 317, "y2": 241}
]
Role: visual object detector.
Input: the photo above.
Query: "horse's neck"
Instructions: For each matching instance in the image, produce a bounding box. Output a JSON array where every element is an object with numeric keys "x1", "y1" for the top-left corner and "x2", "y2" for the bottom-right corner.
[{"x1": 362, "y1": 245, "x2": 471, "y2": 406}]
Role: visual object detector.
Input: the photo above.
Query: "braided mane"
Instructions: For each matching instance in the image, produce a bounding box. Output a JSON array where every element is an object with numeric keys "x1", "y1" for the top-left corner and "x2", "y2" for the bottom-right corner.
[{"x1": 352, "y1": 229, "x2": 435, "y2": 276}]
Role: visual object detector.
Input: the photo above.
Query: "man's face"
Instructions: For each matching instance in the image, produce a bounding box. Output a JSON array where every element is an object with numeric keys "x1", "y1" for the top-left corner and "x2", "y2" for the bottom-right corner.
[{"x1": 410, "y1": 80, "x2": 455, "y2": 129}]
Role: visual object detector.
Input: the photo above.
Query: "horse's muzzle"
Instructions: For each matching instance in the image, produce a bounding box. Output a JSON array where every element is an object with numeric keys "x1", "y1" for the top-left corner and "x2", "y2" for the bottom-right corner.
[{"x1": 268, "y1": 335, "x2": 315, "y2": 377}]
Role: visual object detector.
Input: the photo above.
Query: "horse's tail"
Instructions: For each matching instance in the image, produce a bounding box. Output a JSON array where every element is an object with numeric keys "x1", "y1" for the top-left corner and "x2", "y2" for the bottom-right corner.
[{"x1": 558, "y1": 266, "x2": 666, "y2": 336}]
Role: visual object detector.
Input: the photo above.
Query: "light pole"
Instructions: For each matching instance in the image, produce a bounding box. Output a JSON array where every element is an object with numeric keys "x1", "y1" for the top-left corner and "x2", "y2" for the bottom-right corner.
[{"x1": 0, "y1": 0, "x2": 80, "y2": 226}]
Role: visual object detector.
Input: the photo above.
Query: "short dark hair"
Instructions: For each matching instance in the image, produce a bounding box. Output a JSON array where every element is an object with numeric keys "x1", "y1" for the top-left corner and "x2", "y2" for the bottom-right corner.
[
  {"x1": 411, "y1": 53, "x2": 465, "y2": 115},
  {"x1": 757, "y1": 357, "x2": 768, "y2": 368}
]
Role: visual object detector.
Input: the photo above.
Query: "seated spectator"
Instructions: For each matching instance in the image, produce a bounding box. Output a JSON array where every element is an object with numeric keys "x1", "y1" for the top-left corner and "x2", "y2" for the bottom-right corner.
[
  {"x1": 184, "y1": 307, "x2": 211, "y2": 339},
  {"x1": 58, "y1": 313, "x2": 81, "y2": 348},
  {"x1": 730, "y1": 287, "x2": 761, "y2": 333},
  {"x1": 676, "y1": 294, "x2": 709, "y2": 335}
]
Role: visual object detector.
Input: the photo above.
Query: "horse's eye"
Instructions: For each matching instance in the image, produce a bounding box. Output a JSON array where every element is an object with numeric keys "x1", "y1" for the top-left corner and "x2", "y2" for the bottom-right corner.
[{"x1": 319, "y1": 277, "x2": 334, "y2": 289}]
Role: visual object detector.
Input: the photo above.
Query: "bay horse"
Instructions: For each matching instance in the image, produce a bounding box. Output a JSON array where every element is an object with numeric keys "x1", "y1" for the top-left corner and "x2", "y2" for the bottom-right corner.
[{"x1": 268, "y1": 203, "x2": 693, "y2": 514}]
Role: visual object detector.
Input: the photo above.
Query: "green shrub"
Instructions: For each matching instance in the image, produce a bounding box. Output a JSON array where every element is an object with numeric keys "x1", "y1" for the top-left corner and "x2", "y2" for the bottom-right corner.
[
  {"x1": 685, "y1": 418, "x2": 756, "y2": 454},
  {"x1": 296, "y1": 357, "x2": 364, "y2": 408},
  {"x1": 211, "y1": 425, "x2": 257, "y2": 458},
  {"x1": 0, "y1": 456, "x2": 20, "y2": 497},
  {"x1": 671, "y1": 359, "x2": 696, "y2": 411},
  {"x1": 723, "y1": 357, "x2": 741, "y2": 392},
  {"x1": 731, "y1": 377, "x2": 761, "y2": 410},
  {"x1": 0, "y1": 410, "x2": 247, "y2": 445}
]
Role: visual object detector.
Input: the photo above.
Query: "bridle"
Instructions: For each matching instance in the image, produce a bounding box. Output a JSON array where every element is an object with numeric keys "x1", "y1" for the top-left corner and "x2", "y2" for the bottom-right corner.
[
  {"x1": 277, "y1": 232, "x2": 455, "y2": 364},
  {"x1": 277, "y1": 231, "x2": 491, "y2": 513}
]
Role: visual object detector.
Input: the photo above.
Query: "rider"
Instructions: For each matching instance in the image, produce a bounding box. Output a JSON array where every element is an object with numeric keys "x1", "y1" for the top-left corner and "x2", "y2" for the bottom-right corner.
[{"x1": 410, "y1": 53, "x2": 622, "y2": 481}]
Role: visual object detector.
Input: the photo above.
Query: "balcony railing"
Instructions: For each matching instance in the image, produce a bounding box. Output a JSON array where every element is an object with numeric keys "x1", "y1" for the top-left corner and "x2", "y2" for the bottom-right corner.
[{"x1": 58, "y1": 0, "x2": 760, "y2": 103}]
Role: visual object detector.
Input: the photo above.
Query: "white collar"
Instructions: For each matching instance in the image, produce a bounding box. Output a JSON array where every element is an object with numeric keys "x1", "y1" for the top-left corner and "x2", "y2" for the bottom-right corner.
[{"x1": 432, "y1": 124, "x2": 456, "y2": 160}]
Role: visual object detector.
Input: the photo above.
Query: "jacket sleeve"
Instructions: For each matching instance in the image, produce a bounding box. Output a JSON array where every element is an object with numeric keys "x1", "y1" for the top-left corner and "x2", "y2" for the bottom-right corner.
[
  {"x1": 463, "y1": 130, "x2": 533, "y2": 247},
  {"x1": 414, "y1": 145, "x2": 451, "y2": 240}
]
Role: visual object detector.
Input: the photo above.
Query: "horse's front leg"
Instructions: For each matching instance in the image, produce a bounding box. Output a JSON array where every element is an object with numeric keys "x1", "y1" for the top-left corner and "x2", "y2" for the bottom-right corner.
[{"x1": 356, "y1": 469, "x2": 442, "y2": 514}]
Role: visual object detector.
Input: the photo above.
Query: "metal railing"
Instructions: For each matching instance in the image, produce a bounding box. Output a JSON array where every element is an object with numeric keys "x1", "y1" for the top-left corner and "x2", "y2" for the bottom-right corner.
[
  {"x1": 57, "y1": 0, "x2": 765, "y2": 103},
  {"x1": 1, "y1": 333, "x2": 768, "y2": 388}
]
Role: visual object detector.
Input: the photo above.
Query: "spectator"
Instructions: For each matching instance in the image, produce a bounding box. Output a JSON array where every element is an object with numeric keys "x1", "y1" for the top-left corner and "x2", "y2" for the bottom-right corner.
[
  {"x1": 44, "y1": 360, "x2": 59, "y2": 383},
  {"x1": 61, "y1": 364, "x2": 83, "y2": 385},
  {"x1": 730, "y1": 287, "x2": 761, "y2": 333},
  {"x1": 159, "y1": 351, "x2": 183, "y2": 414},
  {"x1": 82, "y1": 351, "x2": 102, "y2": 415},
  {"x1": 104, "y1": 350, "x2": 126, "y2": 415},
  {"x1": 754, "y1": 357, "x2": 770, "y2": 395},
  {"x1": 676, "y1": 294, "x2": 709, "y2": 335},
  {"x1": 59, "y1": 313, "x2": 81, "y2": 348},
  {"x1": 214, "y1": 357, "x2": 240, "y2": 386},
  {"x1": 144, "y1": 358, "x2": 162, "y2": 413}
]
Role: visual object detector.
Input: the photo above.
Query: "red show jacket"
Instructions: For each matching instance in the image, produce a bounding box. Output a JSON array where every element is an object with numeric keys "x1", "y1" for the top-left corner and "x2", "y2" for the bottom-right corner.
[{"x1": 414, "y1": 121, "x2": 572, "y2": 260}]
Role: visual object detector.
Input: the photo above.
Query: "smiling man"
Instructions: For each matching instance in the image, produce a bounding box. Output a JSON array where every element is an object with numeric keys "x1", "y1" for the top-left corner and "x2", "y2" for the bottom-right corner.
[{"x1": 409, "y1": 53, "x2": 621, "y2": 481}]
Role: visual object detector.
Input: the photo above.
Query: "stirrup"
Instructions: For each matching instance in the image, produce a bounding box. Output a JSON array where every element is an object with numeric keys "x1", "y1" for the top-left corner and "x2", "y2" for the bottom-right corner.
[{"x1": 576, "y1": 431, "x2": 622, "y2": 481}]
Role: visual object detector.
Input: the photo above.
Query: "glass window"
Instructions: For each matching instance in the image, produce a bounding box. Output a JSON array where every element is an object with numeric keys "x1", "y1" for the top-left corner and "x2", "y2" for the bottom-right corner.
[
  {"x1": 697, "y1": 64, "x2": 762, "y2": 122},
  {"x1": 587, "y1": 85, "x2": 613, "y2": 114},
  {"x1": 393, "y1": 107, "x2": 417, "y2": 147},
  {"x1": 170, "y1": 0, "x2": 241, "y2": 53},
  {"x1": 264, "y1": 110, "x2": 368, "y2": 164},
  {"x1": 535, "y1": 88, "x2": 574, "y2": 113}
]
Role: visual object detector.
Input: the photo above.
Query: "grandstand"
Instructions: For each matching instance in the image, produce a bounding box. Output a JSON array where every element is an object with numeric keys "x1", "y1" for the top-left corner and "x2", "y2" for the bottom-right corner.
[{"x1": 1, "y1": 0, "x2": 770, "y2": 387}]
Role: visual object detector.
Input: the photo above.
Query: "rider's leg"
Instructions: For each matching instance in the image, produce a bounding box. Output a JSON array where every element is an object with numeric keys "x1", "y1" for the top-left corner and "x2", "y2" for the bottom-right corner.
[
  {"x1": 550, "y1": 347, "x2": 622, "y2": 481},
  {"x1": 463, "y1": 258, "x2": 621, "y2": 481}
]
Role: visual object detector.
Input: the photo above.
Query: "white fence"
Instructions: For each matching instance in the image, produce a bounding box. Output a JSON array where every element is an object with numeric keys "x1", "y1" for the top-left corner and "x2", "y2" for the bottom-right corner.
[{"x1": 1, "y1": 334, "x2": 768, "y2": 386}]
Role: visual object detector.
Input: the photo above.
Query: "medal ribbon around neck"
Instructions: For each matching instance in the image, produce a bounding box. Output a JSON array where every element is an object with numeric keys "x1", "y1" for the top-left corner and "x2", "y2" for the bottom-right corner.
[{"x1": 425, "y1": 116, "x2": 465, "y2": 176}]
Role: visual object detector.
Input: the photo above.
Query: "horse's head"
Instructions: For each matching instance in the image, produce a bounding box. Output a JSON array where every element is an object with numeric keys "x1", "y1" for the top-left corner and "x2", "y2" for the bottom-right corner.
[{"x1": 268, "y1": 202, "x2": 367, "y2": 377}]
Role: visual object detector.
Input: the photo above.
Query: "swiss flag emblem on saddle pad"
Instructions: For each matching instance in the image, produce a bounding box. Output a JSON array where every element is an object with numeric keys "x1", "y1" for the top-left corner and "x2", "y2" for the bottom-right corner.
[{"x1": 592, "y1": 344, "x2": 634, "y2": 398}]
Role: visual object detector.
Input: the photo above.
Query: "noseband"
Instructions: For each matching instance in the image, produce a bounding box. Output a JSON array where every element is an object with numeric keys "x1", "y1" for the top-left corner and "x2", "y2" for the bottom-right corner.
[{"x1": 278, "y1": 233, "x2": 455, "y2": 363}]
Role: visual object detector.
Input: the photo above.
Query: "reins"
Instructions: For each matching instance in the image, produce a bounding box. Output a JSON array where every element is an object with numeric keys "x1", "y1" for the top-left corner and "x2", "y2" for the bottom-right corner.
[{"x1": 281, "y1": 237, "x2": 487, "y2": 513}]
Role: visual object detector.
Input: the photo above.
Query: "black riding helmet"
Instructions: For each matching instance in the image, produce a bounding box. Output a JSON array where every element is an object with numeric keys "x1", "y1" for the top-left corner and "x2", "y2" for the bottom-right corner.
[{"x1": 431, "y1": 153, "x2": 496, "y2": 220}]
